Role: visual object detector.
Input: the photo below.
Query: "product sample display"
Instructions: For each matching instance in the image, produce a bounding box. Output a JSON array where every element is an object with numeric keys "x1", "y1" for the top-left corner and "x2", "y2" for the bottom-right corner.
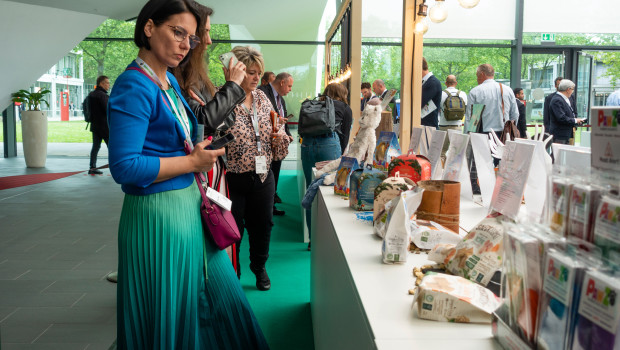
[
  {"x1": 416, "y1": 180, "x2": 461, "y2": 232},
  {"x1": 536, "y1": 249, "x2": 586, "y2": 350},
  {"x1": 373, "y1": 131, "x2": 401, "y2": 171},
  {"x1": 572, "y1": 269, "x2": 620, "y2": 350},
  {"x1": 415, "y1": 272, "x2": 501, "y2": 323},
  {"x1": 410, "y1": 220, "x2": 464, "y2": 250},
  {"x1": 382, "y1": 188, "x2": 425, "y2": 264},
  {"x1": 445, "y1": 213, "x2": 505, "y2": 287},
  {"x1": 349, "y1": 165, "x2": 388, "y2": 211},
  {"x1": 549, "y1": 177, "x2": 572, "y2": 236},
  {"x1": 567, "y1": 184, "x2": 600, "y2": 242},
  {"x1": 333, "y1": 156, "x2": 360, "y2": 196},
  {"x1": 373, "y1": 175, "x2": 416, "y2": 237},
  {"x1": 387, "y1": 149, "x2": 431, "y2": 184},
  {"x1": 592, "y1": 195, "x2": 620, "y2": 261}
]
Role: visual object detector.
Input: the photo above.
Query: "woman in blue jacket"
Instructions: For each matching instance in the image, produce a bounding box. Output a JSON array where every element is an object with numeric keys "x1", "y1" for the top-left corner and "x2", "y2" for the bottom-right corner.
[{"x1": 107, "y1": 1, "x2": 268, "y2": 348}]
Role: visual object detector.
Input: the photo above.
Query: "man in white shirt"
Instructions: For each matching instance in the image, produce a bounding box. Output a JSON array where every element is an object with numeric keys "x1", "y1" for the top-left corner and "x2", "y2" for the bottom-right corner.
[
  {"x1": 464, "y1": 64, "x2": 519, "y2": 138},
  {"x1": 439, "y1": 75, "x2": 467, "y2": 162}
]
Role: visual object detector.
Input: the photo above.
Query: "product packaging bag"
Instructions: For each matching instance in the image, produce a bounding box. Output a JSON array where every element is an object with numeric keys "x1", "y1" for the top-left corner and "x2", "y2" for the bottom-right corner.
[
  {"x1": 410, "y1": 220, "x2": 465, "y2": 250},
  {"x1": 592, "y1": 195, "x2": 620, "y2": 261},
  {"x1": 414, "y1": 272, "x2": 501, "y2": 323},
  {"x1": 373, "y1": 131, "x2": 401, "y2": 171},
  {"x1": 333, "y1": 156, "x2": 360, "y2": 197},
  {"x1": 567, "y1": 184, "x2": 600, "y2": 243},
  {"x1": 349, "y1": 164, "x2": 388, "y2": 211},
  {"x1": 381, "y1": 188, "x2": 424, "y2": 264},
  {"x1": 537, "y1": 249, "x2": 586, "y2": 350},
  {"x1": 373, "y1": 174, "x2": 416, "y2": 238},
  {"x1": 549, "y1": 176, "x2": 572, "y2": 236},
  {"x1": 572, "y1": 269, "x2": 620, "y2": 350}
]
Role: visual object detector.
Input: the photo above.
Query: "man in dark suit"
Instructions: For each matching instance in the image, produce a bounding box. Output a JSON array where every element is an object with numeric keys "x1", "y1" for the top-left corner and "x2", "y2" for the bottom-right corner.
[
  {"x1": 544, "y1": 76, "x2": 578, "y2": 131},
  {"x1": 88, "y1": 75, "x2": 110, "y2": 175},
  {"x1": 258, "y1": 72, "x2": 294, "y2": 216},
  {"x1": 421, "y1": 57, "x2": 442, "y2": 129},
  {"x1": 513, "y1": 87, "x2": 527, "y2": 137},
  {"x1": 549, "y1": 79, "x2": 585, "y2": 144}
]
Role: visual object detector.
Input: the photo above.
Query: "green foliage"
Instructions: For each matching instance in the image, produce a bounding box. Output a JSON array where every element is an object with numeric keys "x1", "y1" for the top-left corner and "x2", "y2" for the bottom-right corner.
[
  {"x1": 77, "y1": 19, "x2": 138, "y2": 85},
  {"x1": 11, "y1": 89, "x2": 51, "y2": 111},
  {"x1": 0, "y1": 121, "x2": 92, "y2": 142},
  {"x1": 204, "y1": 24, "x2": 232, "y2": 87}
]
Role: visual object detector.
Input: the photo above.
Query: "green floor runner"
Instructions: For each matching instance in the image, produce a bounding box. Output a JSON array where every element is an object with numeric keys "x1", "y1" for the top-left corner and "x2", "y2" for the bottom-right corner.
[{"x1": 238, "y1": 170, "x2": 314, "y2": 350}]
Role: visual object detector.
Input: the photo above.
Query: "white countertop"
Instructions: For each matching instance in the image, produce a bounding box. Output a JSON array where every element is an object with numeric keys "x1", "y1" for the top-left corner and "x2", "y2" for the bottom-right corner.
[{"x1": 317, "y1": 186, "x2": 499, "y2": 348}]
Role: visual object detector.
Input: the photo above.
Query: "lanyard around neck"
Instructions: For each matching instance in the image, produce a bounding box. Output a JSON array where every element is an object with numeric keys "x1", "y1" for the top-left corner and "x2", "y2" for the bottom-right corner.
[
  {"x1": 243, "y1": 95, "x2": 262, "y2": 154},
  {"x1": 135, "y1": 57, "x2": 192, "y2": 147}
]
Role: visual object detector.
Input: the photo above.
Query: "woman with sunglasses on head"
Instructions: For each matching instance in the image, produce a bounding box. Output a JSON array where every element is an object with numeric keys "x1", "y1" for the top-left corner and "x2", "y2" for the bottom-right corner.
[
  {"x1": 108, "y1": 1, "x2": 268, "y2": 348},
  {"x1": 223, "y1": 46, "x2": 288, "y2": 291}
]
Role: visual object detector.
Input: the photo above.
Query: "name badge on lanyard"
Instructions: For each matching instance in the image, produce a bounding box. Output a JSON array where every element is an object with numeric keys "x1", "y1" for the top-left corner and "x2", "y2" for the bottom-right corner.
[{"x1": 249, "y1": 100, "x2": 268, "y2": 174}]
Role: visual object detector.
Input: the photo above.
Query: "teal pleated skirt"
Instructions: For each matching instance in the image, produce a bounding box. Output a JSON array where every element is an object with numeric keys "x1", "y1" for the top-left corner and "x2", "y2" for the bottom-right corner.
[{"x1": 117, "y1": 183, "x2": 269, "y2": 349}]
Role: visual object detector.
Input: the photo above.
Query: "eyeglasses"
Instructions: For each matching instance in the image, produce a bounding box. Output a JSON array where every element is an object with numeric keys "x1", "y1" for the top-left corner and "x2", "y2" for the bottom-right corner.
[{"x1": 167, "y1": 25, "x2": 200, "y2": 49}]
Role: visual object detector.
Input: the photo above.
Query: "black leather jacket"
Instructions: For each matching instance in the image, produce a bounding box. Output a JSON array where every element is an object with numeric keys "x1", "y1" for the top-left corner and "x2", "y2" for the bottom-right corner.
[{"x1": 182, "y1": 81, "x2": 245, "y2": 137}]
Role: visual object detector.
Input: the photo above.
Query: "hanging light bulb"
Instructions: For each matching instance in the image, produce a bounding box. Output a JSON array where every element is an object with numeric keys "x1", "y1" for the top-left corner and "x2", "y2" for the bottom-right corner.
[
  {"x1": 414, "y1": 17, "x2": 429, "y2": 34},
  {"x1": 429, "y1": 0, "x2": 448, "y2": 23},
  {"x1": 458, "y1": 0, "x2": 480, "y2": 9}
]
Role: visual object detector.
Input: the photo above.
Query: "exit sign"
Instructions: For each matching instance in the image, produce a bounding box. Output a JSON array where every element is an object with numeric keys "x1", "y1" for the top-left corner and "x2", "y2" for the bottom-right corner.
[{"x1": 541, "y1": 33, "x2": 555, "y2": 42}]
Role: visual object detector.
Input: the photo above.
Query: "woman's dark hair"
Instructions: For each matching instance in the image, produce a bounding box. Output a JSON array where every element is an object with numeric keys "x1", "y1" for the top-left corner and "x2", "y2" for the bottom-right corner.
[
  {"x1": 134, "y1": 0, "x2": 202, "y2": 50},
  {"x1": 172, "y1": 3, "x2": 215, "y2": 96}
]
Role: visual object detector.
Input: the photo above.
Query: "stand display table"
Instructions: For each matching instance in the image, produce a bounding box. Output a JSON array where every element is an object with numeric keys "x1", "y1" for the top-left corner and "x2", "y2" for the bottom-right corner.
[{"x1": 311, "y1": 186, "x2": 500, "y2": 349}]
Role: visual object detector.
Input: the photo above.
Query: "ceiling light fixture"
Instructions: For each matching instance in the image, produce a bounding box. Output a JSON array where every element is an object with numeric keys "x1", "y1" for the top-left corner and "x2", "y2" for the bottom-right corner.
[
  {"x1": 429, "y1": 0, "x2": 448, "y2": 23},
  {"x1": 458, "y1": 0, "x2": 480, "y2": 9}
]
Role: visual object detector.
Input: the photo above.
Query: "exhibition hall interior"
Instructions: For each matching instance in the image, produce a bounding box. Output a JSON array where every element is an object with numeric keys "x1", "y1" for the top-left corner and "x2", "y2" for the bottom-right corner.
[{"x1": 0, "y1": 0, "x2": 619, "y2": 349}]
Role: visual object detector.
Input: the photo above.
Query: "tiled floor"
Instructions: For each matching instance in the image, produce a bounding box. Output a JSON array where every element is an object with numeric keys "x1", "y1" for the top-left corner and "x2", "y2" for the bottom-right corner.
[{"x1": 0, "y1": 143, "x2": 297, "y2": 349}]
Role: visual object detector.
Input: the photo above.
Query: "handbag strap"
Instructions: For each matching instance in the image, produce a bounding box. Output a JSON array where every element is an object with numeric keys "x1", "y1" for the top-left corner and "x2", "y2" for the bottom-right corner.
[{"x1": 499, "y1": 83, "x2": 506, "y2": 123}]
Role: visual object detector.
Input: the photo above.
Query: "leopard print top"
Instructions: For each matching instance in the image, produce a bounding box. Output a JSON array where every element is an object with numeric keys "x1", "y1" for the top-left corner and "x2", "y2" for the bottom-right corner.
[{"x1": 225, "y1": 89, "x2": 274, "y2": 182}]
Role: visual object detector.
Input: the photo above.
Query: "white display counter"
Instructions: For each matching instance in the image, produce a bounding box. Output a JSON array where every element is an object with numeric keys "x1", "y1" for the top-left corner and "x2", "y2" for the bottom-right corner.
[{"x1": 310, "y1": 186, "x2": 500, "y2": 350}]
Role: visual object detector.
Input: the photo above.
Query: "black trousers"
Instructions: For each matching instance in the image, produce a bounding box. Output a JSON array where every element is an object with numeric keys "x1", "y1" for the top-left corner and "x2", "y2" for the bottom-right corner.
[
  {"x1": 90, "y1": 132, "x2": 109, "y2": 169},
  {"x1": 271, "y1": 160, "x2": 282, "y2": 193},
  {"x1": 227, "y1": 170, "x2": 275, "y2": 277}
]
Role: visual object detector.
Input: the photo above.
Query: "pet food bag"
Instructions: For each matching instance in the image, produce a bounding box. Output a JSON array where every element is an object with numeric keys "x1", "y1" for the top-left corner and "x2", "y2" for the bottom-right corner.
[
  {"x1": 387, "y1": 149, "x2": 432, "y2": 184},
  {"x1": 349, "y1": 165, "x2": 387, "y2": 211},
  {"x1": 445, "y1": 213, "x2": 505, "y2": 287},
  {"x1": 410, "y1": 220, "x2": 465, "y2": 250},
  {"x1": 333, "y1": 156, "x2": 360, "y2": 197},
  {"x1": 415, "y1": 272, "x2": 501, "y2": 323},
  {"x1": 381, "y1": 188, "x2": 424, "y2": 264},
  {"x1": 373, "y1": 174, "x2": 416, "y2": 238},
  {"x1": 373, "y1": 131, "x2": 401, "y2": 171}
]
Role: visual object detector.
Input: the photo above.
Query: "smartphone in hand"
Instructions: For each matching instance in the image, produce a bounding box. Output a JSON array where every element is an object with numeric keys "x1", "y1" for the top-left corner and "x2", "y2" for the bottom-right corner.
[
  {"x1": 218, "y1": 52, "x2": 238, "y2": 68},
  {"x1": 205, "y1": 133, "x2": 235, "y2": 150}
]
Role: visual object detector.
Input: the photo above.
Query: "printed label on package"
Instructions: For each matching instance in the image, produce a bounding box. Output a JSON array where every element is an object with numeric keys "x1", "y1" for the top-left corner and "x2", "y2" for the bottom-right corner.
[
  {"x1": 543, "y1": 253, "x2": 576, "y2": 306},
  {"x1": 590, "y1": 107, "x2": 620, "y2": 172},
  {"x1": 578, "y1": 270, "x2": 620, "y2": 334},
  {"x1": 490, "y1": 141, "x2": 535, "y2": 219}
]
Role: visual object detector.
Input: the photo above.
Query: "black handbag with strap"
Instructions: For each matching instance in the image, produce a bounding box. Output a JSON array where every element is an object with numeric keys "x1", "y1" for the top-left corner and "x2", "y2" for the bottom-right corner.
[{"x1": 498, "y1": 83, "x2": 520, "y2": 142}]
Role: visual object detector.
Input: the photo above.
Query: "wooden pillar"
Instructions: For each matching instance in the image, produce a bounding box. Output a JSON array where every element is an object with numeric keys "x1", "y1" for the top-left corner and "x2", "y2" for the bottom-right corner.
[
  {"x1": 400, "y1": 0, "x2": 424, "y2": 150},
  {"x1": 349, "y1": 0, "x2": 361, "y2": 143}
]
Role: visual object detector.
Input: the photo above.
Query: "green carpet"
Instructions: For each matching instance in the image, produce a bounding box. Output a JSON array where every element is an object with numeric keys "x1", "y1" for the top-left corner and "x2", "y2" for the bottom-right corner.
[{"x1": 238, "y1": 169, "x2": 314, "y2": 350}]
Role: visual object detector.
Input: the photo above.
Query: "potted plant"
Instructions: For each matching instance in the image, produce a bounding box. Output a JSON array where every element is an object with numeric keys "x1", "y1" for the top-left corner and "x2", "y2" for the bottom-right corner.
[{"x1": 11, "y1": 88, "x2": 51, "y2": 167}]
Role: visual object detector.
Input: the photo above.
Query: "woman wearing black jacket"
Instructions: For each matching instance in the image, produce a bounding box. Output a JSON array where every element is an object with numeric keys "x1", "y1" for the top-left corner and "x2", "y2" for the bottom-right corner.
[{"x1": 325, "y1": 83, "x2": 353, "y2": 155}]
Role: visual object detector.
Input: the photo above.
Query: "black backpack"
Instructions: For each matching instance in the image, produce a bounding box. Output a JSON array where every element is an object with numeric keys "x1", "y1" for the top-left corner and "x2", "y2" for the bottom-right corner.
[
  {"x1": 443, "y1": 89, "x2": 466, "y2": 121},
  {"x1": 298, "y1": 96, "x2": 336, "y2": 137},
  {"x1": 83, "y1": 94, "x2": 92, "y2": 124}
]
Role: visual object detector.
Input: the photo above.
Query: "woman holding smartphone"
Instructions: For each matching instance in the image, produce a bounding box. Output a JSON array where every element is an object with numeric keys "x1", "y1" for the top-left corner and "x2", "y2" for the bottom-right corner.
[
  {"x1": 225, "y1": 46, "x2": 287, "y2": 290},
  {"x1": 108, "y1": 1, "x2": 268, "y2": 348}
]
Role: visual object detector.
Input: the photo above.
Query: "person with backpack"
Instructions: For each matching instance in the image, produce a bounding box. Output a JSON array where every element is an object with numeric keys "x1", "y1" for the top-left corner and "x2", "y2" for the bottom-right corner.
[
  {"x1": 86, "y1": 75, "x2": 110, "y2": 175},
  {"x1": 439, "y1": 74, "x2": 467, "y2": 162}
]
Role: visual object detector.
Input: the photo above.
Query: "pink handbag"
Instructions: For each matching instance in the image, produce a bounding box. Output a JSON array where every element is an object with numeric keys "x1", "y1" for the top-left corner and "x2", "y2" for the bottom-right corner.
[{"x1": 184, "y1": 143, "x2": 240, "y2": 250}]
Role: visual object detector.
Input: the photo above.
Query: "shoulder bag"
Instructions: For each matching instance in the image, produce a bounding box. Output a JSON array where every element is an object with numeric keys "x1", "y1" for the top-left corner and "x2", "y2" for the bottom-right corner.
[{"x1": 184, "y1": 142, "x2": 241, "y2": 250}]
